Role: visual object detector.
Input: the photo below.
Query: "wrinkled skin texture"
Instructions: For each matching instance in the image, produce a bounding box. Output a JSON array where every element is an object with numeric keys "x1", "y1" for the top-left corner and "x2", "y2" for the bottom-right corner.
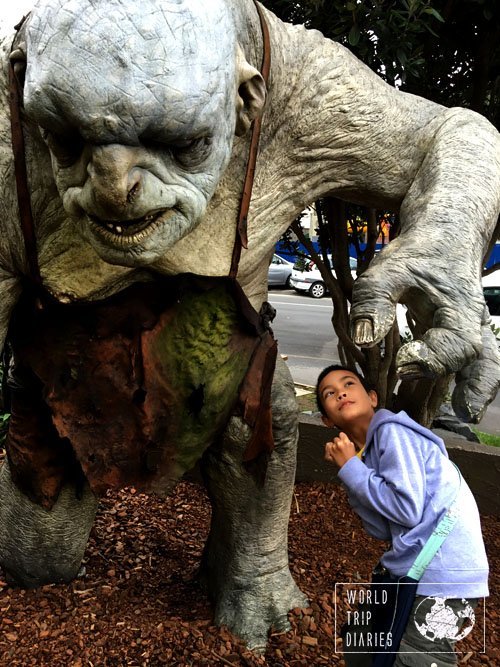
[
  {"x1": 0, "y1": 0, "x2": 499, "y2": 648},
  {"x1": 0, "y1": 459, "x2": 98, "y2": 587},
  {"x1": 201, "y1": 358, "x2": 307, "y2": 650}
]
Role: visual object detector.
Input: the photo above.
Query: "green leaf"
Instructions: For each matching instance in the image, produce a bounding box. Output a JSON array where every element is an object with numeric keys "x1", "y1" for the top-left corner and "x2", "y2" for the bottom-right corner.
[
  {"x1": 424, "y1": 24, "x2": 439, "y2": 38},
  {"x1": 396, "y1": 49, "x2": 408, "y2": 65},
  {"x1": 348, "y1": 24, "x2": 360, "y2": 46},
  {"x1": 423, "y1": 7, "x2": 445, "y2": 22}
]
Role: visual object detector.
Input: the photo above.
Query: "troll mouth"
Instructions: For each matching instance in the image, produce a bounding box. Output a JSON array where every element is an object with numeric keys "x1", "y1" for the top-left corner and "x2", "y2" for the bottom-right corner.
[{"x1": 88, "y1": 210, "x2": 167, "y2": 237}]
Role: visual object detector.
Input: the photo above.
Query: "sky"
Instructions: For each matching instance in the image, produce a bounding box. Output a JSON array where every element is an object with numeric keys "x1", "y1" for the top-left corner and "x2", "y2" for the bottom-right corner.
[{"x1": 0, "y1": 2, "x2": 34, "y2": 33}]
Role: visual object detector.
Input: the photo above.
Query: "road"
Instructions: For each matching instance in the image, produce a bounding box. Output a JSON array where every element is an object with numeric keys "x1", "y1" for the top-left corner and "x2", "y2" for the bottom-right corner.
[
  {"x1": 268, "y1": 289, "x2": 339, "y2": 384},
  {"x1": 268, "y1": 288, "x2": 500, "y2": 436}
]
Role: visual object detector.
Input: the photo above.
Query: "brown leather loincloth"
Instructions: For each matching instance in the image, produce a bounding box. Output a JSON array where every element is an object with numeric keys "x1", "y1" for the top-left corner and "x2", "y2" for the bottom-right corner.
[{"x1": 5, "y1": 274, "x2": 277, "y2": 509}]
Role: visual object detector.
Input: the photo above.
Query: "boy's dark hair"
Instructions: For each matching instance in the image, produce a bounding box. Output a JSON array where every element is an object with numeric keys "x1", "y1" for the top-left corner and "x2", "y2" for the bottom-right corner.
[{"x1": 315, "y1": 364, "x2": 375, "y2": 415}]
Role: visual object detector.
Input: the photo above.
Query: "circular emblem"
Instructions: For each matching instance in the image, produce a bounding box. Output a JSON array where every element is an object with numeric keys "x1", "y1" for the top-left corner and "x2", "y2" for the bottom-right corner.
[{"x1": 414, "y1": 597, "x2": 475, "y2": 642}]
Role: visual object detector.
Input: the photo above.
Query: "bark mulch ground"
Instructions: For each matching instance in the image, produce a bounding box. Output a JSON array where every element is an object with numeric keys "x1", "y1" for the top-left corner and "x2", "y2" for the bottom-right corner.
[{"x1": 0, "y1": 477, "x2": 498, "y2": 666}]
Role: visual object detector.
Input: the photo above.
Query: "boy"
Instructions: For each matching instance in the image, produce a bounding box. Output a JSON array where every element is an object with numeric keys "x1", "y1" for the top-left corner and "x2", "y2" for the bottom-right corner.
[{"x1": 317, "y1": 364, "x2": 489, "y2": 667}]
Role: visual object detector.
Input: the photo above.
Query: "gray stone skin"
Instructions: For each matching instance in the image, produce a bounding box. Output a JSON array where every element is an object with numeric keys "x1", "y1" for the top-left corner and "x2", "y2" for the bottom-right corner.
[
  {"x1": 200, "y1": 358, "x2": 307, "y2": 650},
  {"x1": 0, "y1": 459, "x2": 98, "y2": 587},
  {"x1": 0, "y1": 0, "x2": 499, "y2": 647}
]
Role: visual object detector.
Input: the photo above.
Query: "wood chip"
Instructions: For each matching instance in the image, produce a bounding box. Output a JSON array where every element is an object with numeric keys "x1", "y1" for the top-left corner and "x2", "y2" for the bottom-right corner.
[{"x1": 0, "y1": 480, "x2": 496, "y2": 665}]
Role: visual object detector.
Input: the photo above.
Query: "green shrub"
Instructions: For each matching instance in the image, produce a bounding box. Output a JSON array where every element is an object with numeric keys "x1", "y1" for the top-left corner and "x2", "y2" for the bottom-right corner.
[{"x1": 0, "y1": 365, "x2": 9, "y2": 448}]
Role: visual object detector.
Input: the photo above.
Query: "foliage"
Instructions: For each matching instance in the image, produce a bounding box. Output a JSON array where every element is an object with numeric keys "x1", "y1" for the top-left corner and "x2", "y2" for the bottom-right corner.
[
  {"x1": 402, "y1": 0, "x2": 500, "y2": 128},
  {"x1": 263, "y1": 0, "x2": 500, "y2": 127},
  {"x1": 263, "y1": 0, "x2": 446, "y2": 86},
  {"x1": 471, "y1": 429, "x2": 500, "y2": 448},
  {"x1": 0, "y1": 412, "x2": 9, "y2": 447},
  {"x1": 266, "y1": 0, "x2": 499, "y2": 425},
  {"x1": 286, "y1": 200, "x2": 456, "y2": 426},
  {"x1": 0, "y1": 364, "x2": 9, "y2": 448},
  {"x1": 289, "y1": 200, "x2": 404, "y2": 411}
]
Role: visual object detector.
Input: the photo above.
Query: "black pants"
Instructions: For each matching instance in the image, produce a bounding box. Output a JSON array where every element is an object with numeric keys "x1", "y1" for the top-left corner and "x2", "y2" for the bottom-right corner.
[{"x1": 342, "y1": 568, "x2": 418, "y2": 667}]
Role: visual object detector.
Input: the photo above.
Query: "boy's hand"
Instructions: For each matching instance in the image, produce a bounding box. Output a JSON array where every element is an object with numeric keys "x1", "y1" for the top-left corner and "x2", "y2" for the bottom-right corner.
[{"x1": 324, "y1": 432, "x2": 357, "y2": 468}]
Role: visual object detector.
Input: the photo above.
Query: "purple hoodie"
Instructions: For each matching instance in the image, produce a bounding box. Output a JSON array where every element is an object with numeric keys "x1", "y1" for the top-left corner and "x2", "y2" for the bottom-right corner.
[{"x1": 337, "y1": 409, "x2": 489, "y2": 598}]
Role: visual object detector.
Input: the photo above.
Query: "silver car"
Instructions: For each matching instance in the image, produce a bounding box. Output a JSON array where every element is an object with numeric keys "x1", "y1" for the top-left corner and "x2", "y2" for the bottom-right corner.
[
  {"x1": 290, "y1": 255, "x2": 357, "y2": 298},
  {"x1": 268, "y1": 254, "x2": 294, "y2": 287}
]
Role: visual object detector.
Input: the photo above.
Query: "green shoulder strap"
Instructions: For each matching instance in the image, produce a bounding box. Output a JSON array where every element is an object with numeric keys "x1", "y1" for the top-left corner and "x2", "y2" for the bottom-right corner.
[{"x1": 406, "y1": 463, "x2": 462, "y2": 581}]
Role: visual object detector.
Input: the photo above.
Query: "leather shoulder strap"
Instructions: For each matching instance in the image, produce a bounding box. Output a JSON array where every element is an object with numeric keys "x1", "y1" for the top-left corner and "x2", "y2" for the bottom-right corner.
[
  {"x1": 229, "y1": 0, "x2": 271, "y2": 279},
  {"x1": 9, "y1": 15, "x2": 41, "y2": 286}
]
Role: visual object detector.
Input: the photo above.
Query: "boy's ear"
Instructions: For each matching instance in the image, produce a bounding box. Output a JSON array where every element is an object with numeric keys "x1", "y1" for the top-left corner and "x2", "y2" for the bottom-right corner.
[
  {"x1": 369, "y1": 390, "x2": 378, "y2": 409},
  {"x1": 321, "y1": 414, "x2": 336, "y2": 428}
]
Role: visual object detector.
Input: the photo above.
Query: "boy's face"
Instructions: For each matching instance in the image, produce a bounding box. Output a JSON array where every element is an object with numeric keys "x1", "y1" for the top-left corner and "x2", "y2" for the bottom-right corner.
[{"x1": 318, "y1": 370, "x2": 378, "y2": 431}]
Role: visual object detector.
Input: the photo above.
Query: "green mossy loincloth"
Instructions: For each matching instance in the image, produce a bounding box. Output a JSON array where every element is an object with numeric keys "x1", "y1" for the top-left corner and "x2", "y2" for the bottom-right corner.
[{"x1": 6, "y1": 274, "x2": 276, "y2": 507}]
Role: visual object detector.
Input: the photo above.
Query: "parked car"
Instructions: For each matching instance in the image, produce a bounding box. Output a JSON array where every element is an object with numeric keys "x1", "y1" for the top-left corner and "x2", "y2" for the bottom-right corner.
[
  {"x1": 483, "y1": 269, "x2": 500, "y2": 333},
  {"x1": 289, "y1": 255, "x2": 357, "y2": 298},
  {"x1": 267, "y1": 253, "x2": 294, "y2": 287}
]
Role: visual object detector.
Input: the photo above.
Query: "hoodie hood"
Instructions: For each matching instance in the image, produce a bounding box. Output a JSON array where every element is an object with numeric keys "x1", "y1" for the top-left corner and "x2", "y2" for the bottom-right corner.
[{"x1": 365, "y1": 409, "x2": 447, "y2": 457}]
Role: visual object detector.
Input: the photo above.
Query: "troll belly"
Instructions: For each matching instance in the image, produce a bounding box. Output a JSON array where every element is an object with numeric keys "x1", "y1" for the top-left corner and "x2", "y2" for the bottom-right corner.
[{"x1": 6, "y1": 275, "x2": 276, "y2": 508}]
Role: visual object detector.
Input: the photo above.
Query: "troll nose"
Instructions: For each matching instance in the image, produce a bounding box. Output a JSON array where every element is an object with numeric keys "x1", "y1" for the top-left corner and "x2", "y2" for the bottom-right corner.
[
  {"x1": 88, "y1": 145, "x2": 143, "y2": 214},
  {"x1": 125, "y1": 170, "x2": 142, "y2": 203}
]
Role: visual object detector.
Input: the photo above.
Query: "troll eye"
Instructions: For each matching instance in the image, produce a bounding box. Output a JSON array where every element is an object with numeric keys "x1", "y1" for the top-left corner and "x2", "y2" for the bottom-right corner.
[
  {"x1": 172, "y1": 136, "x2": 213, "y2": 169},
  {"x1": 140, "y1": 134, "x2": 213, "y2": 169},
  {"x1": 40, "y1": 127, "x2": 84, "y2": 168}
]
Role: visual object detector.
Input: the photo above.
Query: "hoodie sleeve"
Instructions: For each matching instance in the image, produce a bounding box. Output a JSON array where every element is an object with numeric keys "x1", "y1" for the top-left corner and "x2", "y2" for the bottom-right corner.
[
  {"x1": 348, "y1": 495, "x2": 392, "y2": 540},
  {"x1": 338, "y1": 423, "x2": 426, "y2": 528}
]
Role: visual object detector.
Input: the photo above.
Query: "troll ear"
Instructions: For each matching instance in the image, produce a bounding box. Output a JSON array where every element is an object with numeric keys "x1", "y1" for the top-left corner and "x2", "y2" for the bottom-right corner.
[
  {"x1": 9, "y1": 29, "x2": 28, "y2": 96},
  {"x1": 9, "y1": 14, "x2": 30, "y2": 94},
  {"x1": 235, "y1": 48, "x2": 266, "y2": 136}
]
